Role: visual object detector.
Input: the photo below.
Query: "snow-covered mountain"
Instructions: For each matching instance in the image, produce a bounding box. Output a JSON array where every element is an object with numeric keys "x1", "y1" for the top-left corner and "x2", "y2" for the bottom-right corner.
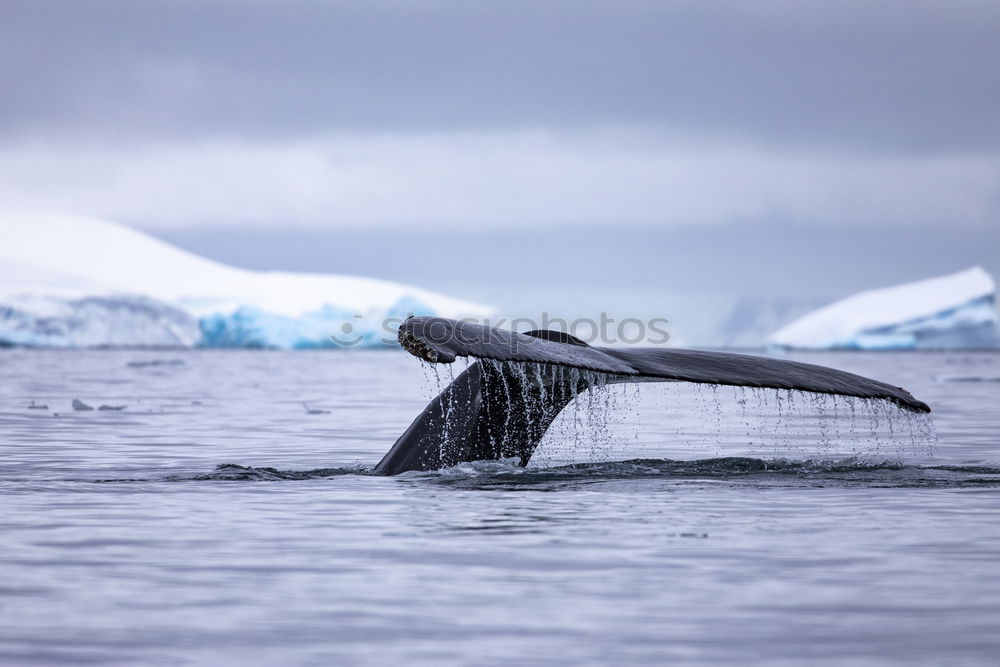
[
  {"x1": 0, "y1": 212, "x2": 493, "y2": 348},
  {"x1": 769, "y1": 267, "x2": 998, "y2": 350}
]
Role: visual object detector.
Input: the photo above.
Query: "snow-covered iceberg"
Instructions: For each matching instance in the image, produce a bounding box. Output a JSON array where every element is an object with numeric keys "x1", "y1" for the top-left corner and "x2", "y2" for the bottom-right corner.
[
  {"x1": 0, "y1": 212, "x2": 493, "y2": 348},
  {"x1": 769, "y1": 267, "x2": 998, "y2": 350}
]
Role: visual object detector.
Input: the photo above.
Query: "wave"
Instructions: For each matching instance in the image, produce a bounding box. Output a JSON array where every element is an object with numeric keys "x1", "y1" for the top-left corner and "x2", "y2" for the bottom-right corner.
[
  {"x1": 174, "y1": 457, "x2": 1000, "y2": 489},
  {"x1": 190, "y1": 463, "x2": 364, "y2": 481}
]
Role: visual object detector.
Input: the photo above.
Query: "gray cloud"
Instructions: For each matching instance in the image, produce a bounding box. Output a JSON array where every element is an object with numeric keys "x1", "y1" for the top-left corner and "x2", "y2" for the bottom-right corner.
[
  {"x1": 2, "y1": 0, "x2": 999, "y2": 153},
  {"x1": 2, "y1": 131, "x2": 996, "y2": 229}
]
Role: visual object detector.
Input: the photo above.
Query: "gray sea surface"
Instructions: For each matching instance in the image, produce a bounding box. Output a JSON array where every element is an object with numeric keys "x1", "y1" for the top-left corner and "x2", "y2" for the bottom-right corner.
[{"x1": 1, "y1": 348, "x2": 999, "y2": 665}]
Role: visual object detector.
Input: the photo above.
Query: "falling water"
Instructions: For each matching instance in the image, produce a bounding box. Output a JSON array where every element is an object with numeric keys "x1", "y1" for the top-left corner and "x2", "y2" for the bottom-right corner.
[{"x1": 418, "y1": 357, "x2": 938, "y2": 469}]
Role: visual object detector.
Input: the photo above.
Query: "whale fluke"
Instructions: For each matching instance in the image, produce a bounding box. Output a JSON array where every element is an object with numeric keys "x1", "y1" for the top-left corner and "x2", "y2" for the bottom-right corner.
[{"x1": 375, "y1": 317, "x2": 931, "y2": 475}]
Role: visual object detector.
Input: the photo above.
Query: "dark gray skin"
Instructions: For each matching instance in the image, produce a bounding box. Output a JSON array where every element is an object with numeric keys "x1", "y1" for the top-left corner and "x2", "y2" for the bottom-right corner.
[
  {"x1": 373, "y1": 317, "x2": 931, "y2": 475},
  {"x1": 375, "y1": 359, "x2": 595, "y2": 475}
]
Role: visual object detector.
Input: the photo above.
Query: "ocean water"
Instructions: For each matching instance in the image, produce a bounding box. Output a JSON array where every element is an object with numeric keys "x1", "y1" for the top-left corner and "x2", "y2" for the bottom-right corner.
[{"x1": 1, "y1": 348, "x2": 999, "y2": 665}]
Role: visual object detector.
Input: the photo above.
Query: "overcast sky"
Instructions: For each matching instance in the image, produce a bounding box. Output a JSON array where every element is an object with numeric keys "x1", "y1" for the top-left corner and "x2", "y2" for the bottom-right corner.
[
  {"x1": 2, "y1": 0, "x2": 998, "y2": 230},
  {"x1": 1, "y1": 0, "x2": 998, "y2": 339}
]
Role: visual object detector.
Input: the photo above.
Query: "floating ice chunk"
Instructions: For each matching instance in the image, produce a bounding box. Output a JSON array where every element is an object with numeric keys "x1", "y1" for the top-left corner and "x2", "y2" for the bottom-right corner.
[
  {"x1": 126, "y1": 359, "x2": 186, "y2": 368},
  {"x1": 936, "y1": 375, "x2": 1000, "y2": 383}
]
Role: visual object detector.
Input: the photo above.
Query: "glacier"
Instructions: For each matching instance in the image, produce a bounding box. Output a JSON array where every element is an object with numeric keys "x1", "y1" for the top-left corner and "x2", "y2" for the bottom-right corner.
[
  {"x1": 769, "y1": 267, "x2": 999, "y2": 350},
  {"x1": 0, "y1": 212, "x2": 493, "y2": 348}
]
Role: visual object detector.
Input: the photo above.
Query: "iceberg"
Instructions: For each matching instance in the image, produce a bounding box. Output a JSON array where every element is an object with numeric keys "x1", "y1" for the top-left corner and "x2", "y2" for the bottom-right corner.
[
  {"x1": 769, "y1": 267, "x2": 998, "y2": 350},
  {"x1": 0, "y1": 212, "x2": 493, "y2": 348}
]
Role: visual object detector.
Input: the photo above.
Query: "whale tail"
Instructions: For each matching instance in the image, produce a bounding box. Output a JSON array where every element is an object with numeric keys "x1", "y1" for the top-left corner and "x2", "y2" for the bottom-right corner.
[
  {"x1": 374, "y1": 317, "x2": 931, "y2": 475},
  {"x1": 374, "y1": 360, "x2": 588, "y2": 475}
]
